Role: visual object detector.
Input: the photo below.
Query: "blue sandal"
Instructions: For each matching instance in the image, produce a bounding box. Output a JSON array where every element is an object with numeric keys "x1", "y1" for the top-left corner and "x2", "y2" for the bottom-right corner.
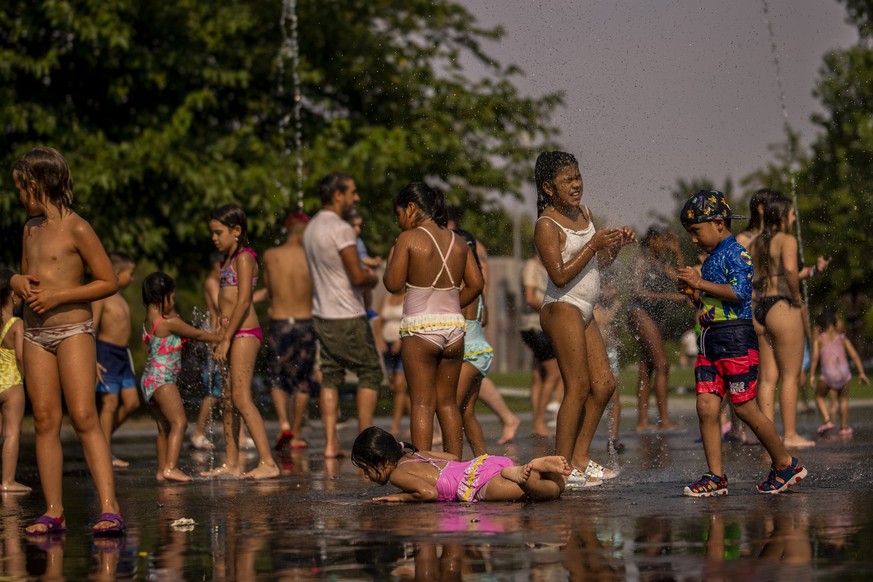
[
  {"x1": 26, "y1": 514, "x2": 67, "y2": 536},
  {"x1": 683, "y1": 472, "x2": 728, "y2": 497},
  {"x1": 92, "y1": 512, "x2": 125, "y2": 536},
  {"x1": 757, "y1": 457, "x2": 807, "y2": 494}
]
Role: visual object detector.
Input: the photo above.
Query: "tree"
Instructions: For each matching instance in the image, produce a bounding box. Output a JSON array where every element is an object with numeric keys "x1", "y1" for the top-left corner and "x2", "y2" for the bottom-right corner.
[{"x1": 0, "y1": 0, "x2": 560, "y2": 282}]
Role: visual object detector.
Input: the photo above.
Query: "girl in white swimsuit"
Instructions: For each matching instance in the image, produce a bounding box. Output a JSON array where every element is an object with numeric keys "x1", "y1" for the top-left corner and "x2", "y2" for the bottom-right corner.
[
  {"x1": 384, "y1": 182, "x2": 484, "y2": 459},
  {"x1": 533, "y1": 151, "x2": 635, "y2": 489}
]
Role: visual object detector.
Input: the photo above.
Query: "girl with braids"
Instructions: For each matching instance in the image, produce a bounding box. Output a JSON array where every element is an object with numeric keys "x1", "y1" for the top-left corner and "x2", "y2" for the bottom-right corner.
[
  {"x1": 383, "y1": 183, "x2": 484, "y2": 459},
  {"x1": 140, "y1": 272, "x2": 223, "y2": 481},
  {"x1": 533, "y1": 151, "x2": 635, "y2": 489},
  {"x1": 352, "y1": 426, "x2": 570, "y2": 502},
  {"x1": 749, "y1": 195, "x2": 814, "y2": 448},
  {"x1": 0, "y1": 269, "x2": 29, "y2": 492},
  {"x1": 204, "y1": 204, "x2": 280, "y2": 478}
]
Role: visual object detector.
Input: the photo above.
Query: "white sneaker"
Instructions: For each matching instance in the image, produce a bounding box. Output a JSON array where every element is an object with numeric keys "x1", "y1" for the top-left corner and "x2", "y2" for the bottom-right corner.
[
  {"x1": 546, "y1": 401, "x2": 561, "y2": 414},
  {"x1": 584, "y1": 459, "x2": 619, "y2": 479},
  {"x1": 240, "y1": 436, "x2": 256, "y2": 451}
]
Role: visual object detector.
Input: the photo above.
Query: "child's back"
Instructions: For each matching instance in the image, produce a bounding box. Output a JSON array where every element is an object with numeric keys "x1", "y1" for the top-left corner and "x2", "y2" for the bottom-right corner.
[{"x1": 818, "y1": 329, "x2": 851, "y2": 389}]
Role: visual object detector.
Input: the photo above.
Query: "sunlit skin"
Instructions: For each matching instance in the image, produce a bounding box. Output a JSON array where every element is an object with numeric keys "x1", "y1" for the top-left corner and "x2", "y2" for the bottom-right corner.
[
  {"x1": 144, "y1": 289, "x2": 223, "y2": 482},
  {"x1": 383, "y1": 198, "x2": 484, "y2": 459},
  {"x1": 202, "y1": 218, "x2": 279, "y2": 480},
  {"x1": 12, "y1": 164, "x2": 122, "y2": 534},
  {"x1": 677, "y1": 218, "x2": 794, "y2": 478},
  {"x1": 749, "y1": 204, "x2": 813, "y2": 448},
  {"x1": 534, "y1": 162, "x2": 636, "y2": 475},
  {"x1": 359, "y1": 450, "x2": 571, "y2": 502}
]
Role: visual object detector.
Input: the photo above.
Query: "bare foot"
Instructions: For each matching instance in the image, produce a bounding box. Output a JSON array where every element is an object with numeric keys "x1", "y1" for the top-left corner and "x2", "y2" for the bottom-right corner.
[
  {"x1": 1, "y1": 481, "x2": 32, "y2": 492},
  {"x1": 783, "y1": 436, "x2": 816, "y2": 449},
  {"x1": 323, "y1": 449, "x2": 348, "y2": 459},
  {"x1": 531, "y1": 426, "x2": 555, "y2": 438},
  {"x1": 162, "y1": 468, "x2": 193, "y2": 482},
  {"x1": 497, "y1": 415, "x2": 521, "y2": 445},
  {"x1": 243, "y1": 461, "x2": 280, "y2": 480},
  {"x1": 200, "y1": 464, "x2": 243, "y2": 478},
  {"x1": 111, "y1": 456, "x2": 129, "y2": 468},
  {"x1": 528, "y1": 455, "x2": 572, "y2": 476},
  {"x1": 501, "y1": 465, "x2": 532, "y2": 484},
  {"x1": 156, "y1": 472, "x2": 166, "y2": 482},
  {"x1": 291, "y1": 438, "x2": 309, "y2": 449},
  {"x1": 635, "y1": 423, "x2": 654, "y2": 433}
]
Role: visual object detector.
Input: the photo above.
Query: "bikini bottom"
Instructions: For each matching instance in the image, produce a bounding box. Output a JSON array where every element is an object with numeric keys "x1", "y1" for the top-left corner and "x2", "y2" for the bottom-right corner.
[
  {"x1": 24, "y1": 320, "x2": 95, "y2": 355},
  {"x1": 234, "y1": 327, "x2": 263, "y2": 344},
  {"x1": 753, "y1": 296, "x2": 791, "y2": 325},
  {"x1": 400, "y1": 314, "x2": 466, "y2": 350}
]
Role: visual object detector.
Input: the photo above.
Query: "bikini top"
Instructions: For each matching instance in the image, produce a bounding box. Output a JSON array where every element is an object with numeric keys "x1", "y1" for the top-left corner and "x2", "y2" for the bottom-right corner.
[
  {"x1": 402, "y1": 228, "x2": 461, "y2": 318},
  {"x1": 399, "y1": 451, "x2": 448, "y2": 471},
  {"x1": 219, "y1": 247, "x2": 258, "y2": 289}
]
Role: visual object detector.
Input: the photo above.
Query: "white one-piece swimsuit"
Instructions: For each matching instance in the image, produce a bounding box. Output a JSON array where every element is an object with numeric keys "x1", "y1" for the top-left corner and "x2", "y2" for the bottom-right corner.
[{"x1": 538, "y1": 214, "x2": 601, "y2": 324}]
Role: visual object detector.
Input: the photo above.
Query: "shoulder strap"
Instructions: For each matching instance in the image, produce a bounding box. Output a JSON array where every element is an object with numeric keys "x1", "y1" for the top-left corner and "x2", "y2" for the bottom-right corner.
[
  {"x1": 536, "y1": 215, "x2": 562, "y2": 228},
  {"x1": 0, "y1": 317, "x2": 17, "y2": 343},
  {"x1": 151, "y1": 315, "x2": 166, "y2": 336}
]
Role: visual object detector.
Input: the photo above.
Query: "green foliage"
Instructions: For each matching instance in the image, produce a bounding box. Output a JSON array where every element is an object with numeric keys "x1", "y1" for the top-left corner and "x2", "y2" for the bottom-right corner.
[{"x1": 1, "y1": 0, "x2": 560, "y2": 282}]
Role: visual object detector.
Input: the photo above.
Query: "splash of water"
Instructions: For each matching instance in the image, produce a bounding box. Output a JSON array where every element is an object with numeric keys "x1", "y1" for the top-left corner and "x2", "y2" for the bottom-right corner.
[
  {"x1": 761, "y1": 0, "x2": 809, "y2": 310},
  {"x1": 188, "y1": 306, "x2": 219, "y2": 472},
  {"x1": 278, "y1": 0, "x2": 305, "y2": 210}
]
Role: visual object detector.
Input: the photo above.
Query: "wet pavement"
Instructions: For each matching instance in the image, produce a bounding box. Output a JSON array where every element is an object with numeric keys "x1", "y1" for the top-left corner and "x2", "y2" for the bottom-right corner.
[{"x1": 4, "y1": 397, "x2": 873, "y2": 580}]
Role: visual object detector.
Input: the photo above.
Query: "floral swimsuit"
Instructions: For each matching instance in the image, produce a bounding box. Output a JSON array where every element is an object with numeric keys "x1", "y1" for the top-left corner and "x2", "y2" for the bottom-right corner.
[{"x1": 141, "y1": 316, "x2": 184, "y2": 402}]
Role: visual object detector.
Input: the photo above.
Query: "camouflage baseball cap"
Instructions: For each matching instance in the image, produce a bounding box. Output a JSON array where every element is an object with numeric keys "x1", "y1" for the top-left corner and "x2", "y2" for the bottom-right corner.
[{"x1": 680, "y1": 190, "x2": 746, "y2": 225}]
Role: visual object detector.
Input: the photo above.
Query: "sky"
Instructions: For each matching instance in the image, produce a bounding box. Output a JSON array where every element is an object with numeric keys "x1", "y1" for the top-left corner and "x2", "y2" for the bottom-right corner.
[{"x1": 464, "y1": 0, "x2": 858, "y2": 229}]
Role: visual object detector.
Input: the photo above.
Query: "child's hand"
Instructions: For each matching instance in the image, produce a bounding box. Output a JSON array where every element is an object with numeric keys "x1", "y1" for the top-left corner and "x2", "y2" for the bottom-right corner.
[
  {"x1": 676, "y1": 267, "x2": 703, "y2": 290},
  {"x1": 214, "y1": 339, "x2": 231, "y2": 364},
  {"x1": 11, "y1": 274, "x2": 39, "y2": 300},
  {"x1": 589, "y1": 228, "x2": 623, "y2": 252},
  {"x1": 860, "y1": 372, "x2": 869, "y2": 386},
  {"x1": 25, "y1": 288, "x2": 62, "y2": 314},
  {"x1": 372, "y1": 493, "x2": 406, "y2": 502},
  {"x1": 96, "y1": 362, "x2": 106, "y2": 385}
]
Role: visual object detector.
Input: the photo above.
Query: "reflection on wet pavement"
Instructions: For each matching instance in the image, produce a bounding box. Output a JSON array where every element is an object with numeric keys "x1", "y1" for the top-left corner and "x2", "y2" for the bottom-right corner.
[{"x1": 5, "y1": 402, "x2": 873, "y2": 579}]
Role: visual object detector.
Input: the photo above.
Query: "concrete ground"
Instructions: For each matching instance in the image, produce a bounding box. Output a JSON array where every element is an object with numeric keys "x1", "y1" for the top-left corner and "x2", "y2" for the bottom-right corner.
[{"x1": 3, "y1": 396, "x2": 873, "y2": 580}]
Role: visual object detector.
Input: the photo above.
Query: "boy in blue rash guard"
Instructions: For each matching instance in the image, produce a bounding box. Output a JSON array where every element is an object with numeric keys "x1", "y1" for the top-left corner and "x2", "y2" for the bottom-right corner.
[{"x1": 676, "y1": 191, "x2": 807, "y2": 496}]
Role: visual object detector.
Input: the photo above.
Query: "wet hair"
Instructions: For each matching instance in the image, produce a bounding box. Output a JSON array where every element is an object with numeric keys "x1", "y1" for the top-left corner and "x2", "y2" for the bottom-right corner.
[
  {"x1": 351, "y1": 426, "x2": 419, "y2": 474},
  {"x1": 0, "y1": 269, "x2": 14, "y2": 330},
  {"x1": 108, "y1": 251, "x2": 135, "y2": 271},
  {"x1": 747, "y1": 188, "x2": 779, "y2": 232},
  {"x1": 816, "y1": 310, "x2": 837, "y2": 330},
  {"x1": 316, "y1": 172, "x2": 353, "y2": 206},
  {"x1": 534, "y1": 151, "x2": 579, "y2": 215},
  {"x1": 393, "y1": 182, "x2": 448, "y2": 227},
  {"x1": 210, "y1": 203, "x2": 250, "y2": 249},
  {"x1": 751, "y1": 194, "x2": 793, "y2": 292},
  {"x1": 142, "y1": 271, "x2": 176, "y2": 312},
  {"x1": 12, "y1": 146, "x2": 74, "y2": 212},
  {"x1": 453, "y1": 228, "x2": 481, "y2": 270}
]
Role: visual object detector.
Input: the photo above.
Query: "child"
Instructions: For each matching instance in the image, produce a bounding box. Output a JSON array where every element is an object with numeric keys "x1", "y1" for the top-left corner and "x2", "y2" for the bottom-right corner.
[
  {"x1": 382, "y1": 183, "x2": 484, "y2": 459},
  {"x1": 810, "y1": 311, "x2": 869, "y2": 436},
  {"x1": 141, "y1": 272, "x2": 223, "y2": 481},
  {"x1": 676, "y1": 190, "x2": 807, "y2": 496},
  {"x1": 93, "y1": 251, "x2": 139, "y2": 468},
  {"x1": 352, "y1": 426, "x2": 571, "y2": 502},
  {"x1": 454, "y1": 229, "x2": 491, "y2": 457},
  {"x1": 191, "y1": 252, "x2": 225, "y2": 451},
  {"x1": 344, "y1": 208, "x2": 381, "y2": 316},
  {"x1": 533, "y1": 151, "x2": 634, "y2": 489},
  {"x1": 204, "y1": 204, "x2": 279, "y2": 479},
  {"x1": 0, "y1": 269, "x2": 30, "y2": 492},
  {"x1": 10, "y1": 146, "x2": 124, "y2": 535}
]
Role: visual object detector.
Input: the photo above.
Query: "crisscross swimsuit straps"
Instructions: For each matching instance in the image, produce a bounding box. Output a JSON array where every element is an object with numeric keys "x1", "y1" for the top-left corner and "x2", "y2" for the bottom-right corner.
[
  {"x1": 141, "y1": 316, "x2": 185, "y2": 402},
  {"x1": 399, "y1": 228, "x2": 466, "y2": 349}
]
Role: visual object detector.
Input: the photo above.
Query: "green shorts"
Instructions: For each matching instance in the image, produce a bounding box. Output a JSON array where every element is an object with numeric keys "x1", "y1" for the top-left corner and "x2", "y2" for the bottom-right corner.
[{"x1": 313, "y1": 316, "x2": 384, "y2": 390}]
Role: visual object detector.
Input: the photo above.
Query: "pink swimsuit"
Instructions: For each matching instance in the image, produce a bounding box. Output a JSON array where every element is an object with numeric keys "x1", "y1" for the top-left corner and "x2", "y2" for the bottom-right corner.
[
  {"x1": 819, "y1": 332, "x2": 852, "y2": 389},
  {"x1": 399, "y1": 228, "x2": 466, "y2": 349},
  {"x1": 219, "y1": 247, "x2": 263, "y2": 343},
  {"x1": 401, "y1": 452, "x2": 514, "y2": 502}
]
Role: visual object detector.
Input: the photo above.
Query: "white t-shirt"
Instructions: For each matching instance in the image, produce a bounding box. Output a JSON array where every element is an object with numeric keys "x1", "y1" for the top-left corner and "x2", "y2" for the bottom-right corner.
[
  {"x1": 303, "y1": 209, "x2": 365, "y2": 319},
  {"x1": 519, "y1": 258, "x2": 547, "y2": 331}
]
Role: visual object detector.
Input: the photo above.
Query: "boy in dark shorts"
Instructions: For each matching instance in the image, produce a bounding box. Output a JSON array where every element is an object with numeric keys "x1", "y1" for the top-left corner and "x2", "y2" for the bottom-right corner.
[{"x1": 677, "y1": 191, "x2": 807, "y2": 497}]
